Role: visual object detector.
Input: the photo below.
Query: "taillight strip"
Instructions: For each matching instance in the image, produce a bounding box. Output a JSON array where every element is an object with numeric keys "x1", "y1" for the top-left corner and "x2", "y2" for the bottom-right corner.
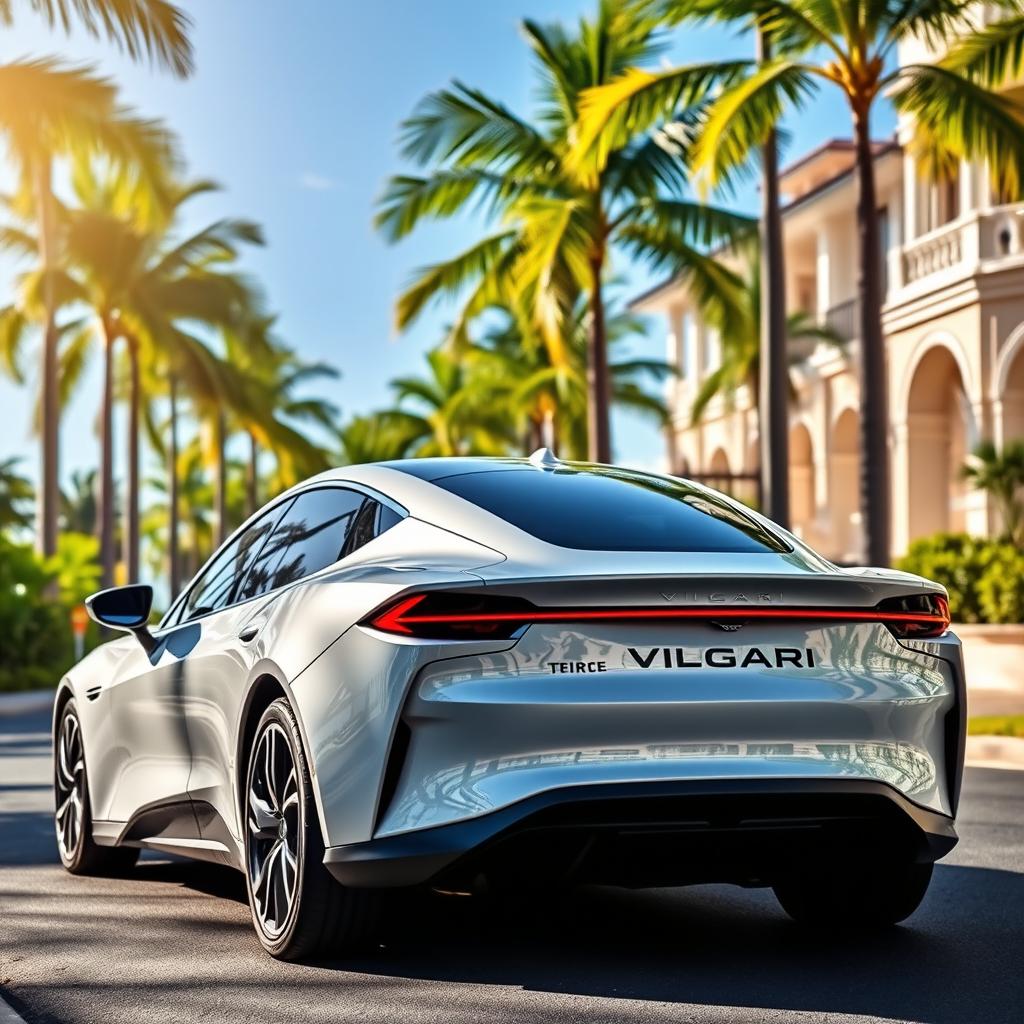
[{"x1": 369, "y1": 594, "x2": 950, "y2": 635}]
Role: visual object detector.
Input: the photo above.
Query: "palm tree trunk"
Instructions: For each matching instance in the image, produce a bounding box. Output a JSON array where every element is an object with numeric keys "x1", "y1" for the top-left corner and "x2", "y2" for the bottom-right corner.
[
  {"x1": 125, "y1": 336, "x2": 141, "y2": 582},
  {"x1": 853, "y1": 103, "x2": 891, "y2": 566},
  {"x1": 34, "y1": 159, "x2": 59, "y2": 560},
  {"x1": 214, "y1": 409, "x2": 227, "y2": 546},
  {"x1": 168, "y1": 373, "x2": 181, "y2": 596},
  {"x1": 97, "y1": 316, "x2": 117, "y2": 589},
  {"x1": 587, "y1": 251, "x2": 612, "y2": 463},
  {"x1": 756, "y1": 28, "x2": 791, "y2": 530},
  {"x1": 246, "y1": 431, "x2": 258, "y2": 517}
]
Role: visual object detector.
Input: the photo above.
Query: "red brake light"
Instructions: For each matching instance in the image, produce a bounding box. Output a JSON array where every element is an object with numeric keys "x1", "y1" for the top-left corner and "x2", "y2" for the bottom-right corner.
[
  {"x1": 875, "y1": 593, "x2": 950, "y2": 639},
  {"x1": 363, "y1": 592, "x2": 951, "y2": 641}
]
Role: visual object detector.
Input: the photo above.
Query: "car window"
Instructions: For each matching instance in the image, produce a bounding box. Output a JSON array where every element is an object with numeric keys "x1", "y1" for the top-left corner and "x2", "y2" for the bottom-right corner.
[
  {"x1": 343, "y1": 497, "x2": 380, "y2": 557},
  {"x1": 175, "y1": 500, "x2": 293, "y2": 623},
  {"x1": 237, "y1": 487, "x2": 368, "y2": 601},
  {"x1": 376, "y1": 503, "x2": 404, "y2": 536},
  {"x1": 435, "y1": 467, "x2": 790, "y2": 553}
]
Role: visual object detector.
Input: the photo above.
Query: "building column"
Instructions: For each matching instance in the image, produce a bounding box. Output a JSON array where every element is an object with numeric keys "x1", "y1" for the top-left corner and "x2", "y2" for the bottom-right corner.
[
  {"x1": 959, "y1": 157, "x2": 976, "y2": 217},
  {"x1": 815, "y1": 226, "x2": 831, "y2": 322},
  {"x1": 888, "y1": 177, "x2": 905, "y2": 293},
  {"x1": 891, "y1": 418, "x2": 911, "y2": 557},
  {"x1": 903, "y1": 154, "x2": 919, "y2": 243}
]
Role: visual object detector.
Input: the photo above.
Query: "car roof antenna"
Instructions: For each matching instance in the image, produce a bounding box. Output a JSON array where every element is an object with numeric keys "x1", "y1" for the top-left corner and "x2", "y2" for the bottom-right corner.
[{"x1": 528, "y1": 447, "x2": 562, "y2": 470}]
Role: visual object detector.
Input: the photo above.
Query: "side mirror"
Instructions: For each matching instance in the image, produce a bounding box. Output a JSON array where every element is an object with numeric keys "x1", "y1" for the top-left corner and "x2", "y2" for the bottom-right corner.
[{"x1": 85, "y1": 584, "x2": 157, "y2": 654}]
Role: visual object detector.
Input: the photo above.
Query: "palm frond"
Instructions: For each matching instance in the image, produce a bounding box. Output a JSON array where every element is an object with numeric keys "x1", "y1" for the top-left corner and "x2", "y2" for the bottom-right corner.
[
  {"x1": 395, "y1": 230, "x2": 518, "y2": 330},
  {"x1": 614, "y1": 196, "x2": 756, "y2": 249},
  {"x1": 375, "y1": 169, "x2": 530, "y2": 242},
  {"x1": 894, "y1": 62, "x2": 1024, "y2": 197},
  {"x1": 691, "y1": 59, "x2": 819, "y2": 190},
  {"x1": 27, "y1": 0, "x2": 193, "y2": 76},
  {"x1": 399, "y1": 81, "x2": 557, "y2": 173},
  {"x1": 616, "y1": 220, "x2": 748, "y2": 341},
  {"x1": 572, "y1": 60, "x2": 751, "y2": 175},
  {"x1": 0, "y1": 304, "x2": 29, "y2": 382},
  {"x1": 942, "y1": 15, "x2": 1024, "y2": 87}
]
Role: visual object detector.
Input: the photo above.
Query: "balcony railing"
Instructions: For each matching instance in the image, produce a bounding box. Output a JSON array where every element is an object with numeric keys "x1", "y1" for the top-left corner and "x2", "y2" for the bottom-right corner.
[
  {"x1": 903, "y1": 223, "x2": 963, "y2": 284},
  {"x1": 900, "y1": 203, "x2": 1024, "y2": 289}
]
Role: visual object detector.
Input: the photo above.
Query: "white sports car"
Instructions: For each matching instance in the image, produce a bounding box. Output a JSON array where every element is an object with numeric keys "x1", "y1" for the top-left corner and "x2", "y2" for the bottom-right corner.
[{"x1": 54, "y1": 452, "x2": 963, "y2": 959}]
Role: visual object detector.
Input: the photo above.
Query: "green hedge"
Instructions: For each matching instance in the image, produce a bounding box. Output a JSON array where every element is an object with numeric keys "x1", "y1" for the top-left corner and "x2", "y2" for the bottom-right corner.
[
  {"x1": 897, "y1": 532, "x2": 1024, "y2": 624},
  {"x1": 0, "y1": 536, "x2": 75, "y2": 691}
]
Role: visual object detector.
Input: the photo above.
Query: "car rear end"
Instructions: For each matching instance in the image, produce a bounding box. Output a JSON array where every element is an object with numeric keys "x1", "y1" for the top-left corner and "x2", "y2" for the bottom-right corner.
[
  {"x1": 317, "y1": 565, "x2": 960, "y2": 889},
  {"x1": 293, "y1": 460, "x2": 962, "y2": 897}
]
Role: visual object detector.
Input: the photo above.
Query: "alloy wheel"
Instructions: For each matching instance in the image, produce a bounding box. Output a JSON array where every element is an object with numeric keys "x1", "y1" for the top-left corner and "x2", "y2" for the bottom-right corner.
[
  {"x1": 55, "y1": 709, "x2": 85, "y2": 861},
  {"x1": 246, "y1": 721, "x2": 301, "y2": 938}
]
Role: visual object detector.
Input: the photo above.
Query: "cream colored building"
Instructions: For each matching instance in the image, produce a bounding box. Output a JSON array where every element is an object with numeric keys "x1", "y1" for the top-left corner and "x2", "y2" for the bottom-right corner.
[{"x1": 635, "y1": 48, "x2": 1024, "y2": 563}]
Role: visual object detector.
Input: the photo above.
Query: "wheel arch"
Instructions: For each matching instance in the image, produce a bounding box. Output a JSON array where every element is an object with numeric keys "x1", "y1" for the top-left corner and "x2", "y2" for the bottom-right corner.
[
  {"x1": 234, "y1": 666, "x2": 328, "y2": 846},
  {"x1": 52, "y1": 679, "x2": 76, "y2": 738}
]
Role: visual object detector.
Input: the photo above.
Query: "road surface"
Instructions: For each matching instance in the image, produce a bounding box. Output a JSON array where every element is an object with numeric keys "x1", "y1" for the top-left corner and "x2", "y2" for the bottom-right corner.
[{"x1": 2, "y1": 706, "x2": 1022, "y2": 1024}]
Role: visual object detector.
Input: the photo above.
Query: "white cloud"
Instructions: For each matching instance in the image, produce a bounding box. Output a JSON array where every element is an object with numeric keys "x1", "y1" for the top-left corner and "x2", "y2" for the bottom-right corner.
[{"x1": 298, "y1": 172, "x2": 338, "y2": 191}]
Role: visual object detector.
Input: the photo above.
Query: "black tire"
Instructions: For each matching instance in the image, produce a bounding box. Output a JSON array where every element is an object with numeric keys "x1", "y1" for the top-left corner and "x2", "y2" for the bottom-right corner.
[
  {"x1": 773, "y1": 860, "x2": 934, "y2": 927},
  {"x1": 54, "y1": 698, "x2": 139, "y2": 876},
  {"x1": 243, "y1": 697, "x2": 380, "y2": 960}
]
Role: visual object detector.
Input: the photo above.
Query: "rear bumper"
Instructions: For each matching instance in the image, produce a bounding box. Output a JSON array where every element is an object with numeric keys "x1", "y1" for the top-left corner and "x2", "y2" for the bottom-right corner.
[{"x1": 324, "y1": 778, "x2": 958, "y2": 889}]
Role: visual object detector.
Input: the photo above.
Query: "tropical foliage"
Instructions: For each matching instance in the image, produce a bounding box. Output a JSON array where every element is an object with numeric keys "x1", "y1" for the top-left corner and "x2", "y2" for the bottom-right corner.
[
  {"x1": 574, "y1": 0, "x2": 1024, "y2": 565},
  {"x1": 0, "y1": 456, "x2": 33, "y2": 532},
  {"x1": 960, "y1": 440, "x2": 1024, "y2": 547},
  {"x1": 376, "y1": 0, "x2": 752, "y2": 463}
]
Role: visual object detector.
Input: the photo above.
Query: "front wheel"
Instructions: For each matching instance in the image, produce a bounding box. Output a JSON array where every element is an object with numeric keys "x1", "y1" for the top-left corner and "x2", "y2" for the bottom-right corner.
[
  {"x1": 243, "y1": 698, "x2": 380, "y2": 960},
  {"x1": 773, "y1": 860, "x2": 934, "y2": 927},
  {"x1": 54, "y1": 698, "x2": 138, "y2": 876}
]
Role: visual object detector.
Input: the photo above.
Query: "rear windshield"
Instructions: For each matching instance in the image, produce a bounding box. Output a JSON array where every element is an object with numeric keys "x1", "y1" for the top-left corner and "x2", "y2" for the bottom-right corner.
[{"x1": 436, "y1": 467, "x2": 789, "y2": 553}]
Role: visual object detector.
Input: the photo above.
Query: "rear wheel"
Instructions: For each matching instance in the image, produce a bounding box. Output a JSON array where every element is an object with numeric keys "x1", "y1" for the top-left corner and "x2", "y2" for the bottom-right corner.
[
  {"x1": 773, "y1": 860, "x2": 933, "y2": 927},
  {"x1": 54, "y1": 698, "x2": 138, "y2": 876},
  {"x1": 243, "y1": 698, "x2": 380, "y2": 960}
]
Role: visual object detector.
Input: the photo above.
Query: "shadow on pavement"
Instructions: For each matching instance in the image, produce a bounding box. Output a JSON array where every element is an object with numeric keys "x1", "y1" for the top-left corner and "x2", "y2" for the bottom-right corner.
[{"x1": 125, "y1": 856, "x2": 1021, "y2": 1024}]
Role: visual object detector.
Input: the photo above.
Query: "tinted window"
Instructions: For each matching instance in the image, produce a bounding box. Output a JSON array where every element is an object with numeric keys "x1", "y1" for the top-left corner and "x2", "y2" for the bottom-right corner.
[
  {"x1": 238, "y1": 488, "x2": 366, "y2": 600},
  {"x1": 343, "y1": 497, "x2": 381, "y2": 557},
  {"x1": 376, "y1": 503, "x2": 403, "y2": 536},
  {"x1": 436, "y1": 468, "x2": 788, "y2": 553},
  {"x1": 177, "y1": 502, "x2": 290, "y2": 622}
]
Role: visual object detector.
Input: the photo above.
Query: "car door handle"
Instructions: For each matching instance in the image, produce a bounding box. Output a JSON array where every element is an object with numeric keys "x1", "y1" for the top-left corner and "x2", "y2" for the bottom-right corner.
[{"x1": 238, "y1": 622, "x2": 263, "y2": 643}]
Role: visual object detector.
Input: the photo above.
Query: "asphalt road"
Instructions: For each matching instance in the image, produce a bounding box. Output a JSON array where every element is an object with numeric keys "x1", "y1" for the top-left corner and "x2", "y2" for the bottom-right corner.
[{"x1": 2, "y1": 707, "x2": 1022, "y2": 1024}]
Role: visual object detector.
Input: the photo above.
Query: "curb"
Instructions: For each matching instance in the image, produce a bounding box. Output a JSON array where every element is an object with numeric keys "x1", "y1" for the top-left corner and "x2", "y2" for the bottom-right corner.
[
  {"x1": 965, "y1": 734, "x2": 1024, "y2": 771},
  {"x1": 0, "y1": 689, "x2": 55, "y2": 718}
]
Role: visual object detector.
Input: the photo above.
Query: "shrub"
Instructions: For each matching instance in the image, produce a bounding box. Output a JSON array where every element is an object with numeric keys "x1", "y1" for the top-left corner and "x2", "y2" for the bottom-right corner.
[
  {"x1": 977, "y1": 547, "x2": 1024, "y2": 624},
  {"x1": 0, "y1": 535, "x2": 74, "y2": 691},
  {"x1": 897, "y1": 532, "x2": 1024, "y2": 624}
]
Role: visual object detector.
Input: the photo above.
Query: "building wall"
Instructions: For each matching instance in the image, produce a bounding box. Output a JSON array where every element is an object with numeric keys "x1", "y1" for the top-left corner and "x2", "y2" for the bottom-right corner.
[{"x1": 646, "y1": 148, "x2": 1024, "y2": 563}]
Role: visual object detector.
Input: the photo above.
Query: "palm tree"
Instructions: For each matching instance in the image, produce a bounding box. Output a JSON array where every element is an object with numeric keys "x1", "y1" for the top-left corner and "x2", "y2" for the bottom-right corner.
[
  {"x1": 0, "y1": 60, "x2": 178, "y2": 559},
  {"x1": 376, "y1": 0, "x2": 751, "y2": 463},
  {"x1": 142, "y1": 441, "x2": 214, "y2": 586},
  {"x1": 63, "y1": 172, "x2": 266, "y2": 582},
  {"x1": 220, "y1": 319, "x2": 338, "y2": 519},
  {"x1": 470, "y1": 293, "x2": 675, "y2": 459},
  {"x1": 575, "y1": 1, "x2": 1024, "y2": 564},
  {"x1": 962, "y1": 440, "x2": 1024, "y2": 547},
  {"x1": 386, "y1": 348, "x2": 515, "y2": 458},
  {"x1": 336, "y1": 414, "x2": 423, "y2": 466},
  {"x1": 59, "y1": 468, "x2": 97, "y2": 535},
  {"x1": 0, "y1": 456, "x2": 34, "y2": 533},
  {"x1": 1, "y1": 0, "x2": 192, "y2": 76}
]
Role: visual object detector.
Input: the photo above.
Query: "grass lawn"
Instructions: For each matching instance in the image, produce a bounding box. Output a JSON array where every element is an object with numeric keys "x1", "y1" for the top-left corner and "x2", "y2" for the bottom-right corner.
[{"x1": 968, "y1": 715, "x2": 1024, "y2": 738}]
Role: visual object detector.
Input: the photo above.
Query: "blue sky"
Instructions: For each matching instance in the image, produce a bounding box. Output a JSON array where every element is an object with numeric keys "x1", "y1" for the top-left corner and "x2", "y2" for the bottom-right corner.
[{"x1": 0, "y1": 0, "x2": 895, "y2": 484}]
